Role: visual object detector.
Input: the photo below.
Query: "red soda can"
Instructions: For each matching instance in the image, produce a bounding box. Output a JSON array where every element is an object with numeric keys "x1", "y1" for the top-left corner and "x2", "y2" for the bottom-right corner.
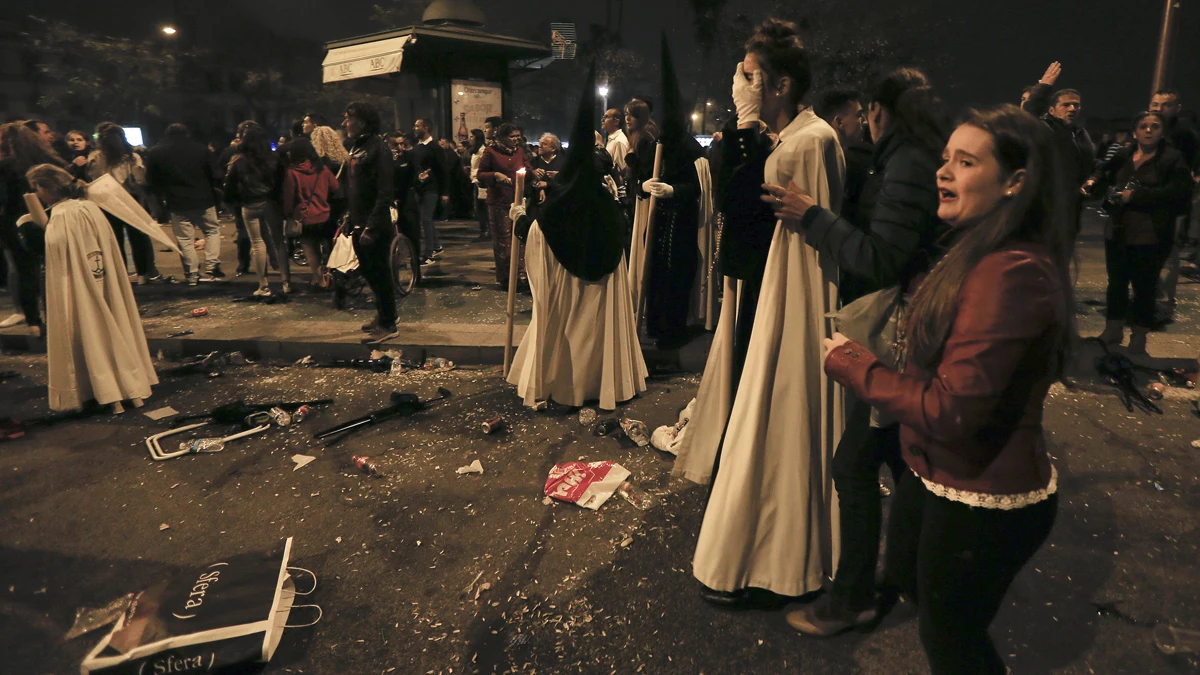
[
  {"x1": 482, "y1": 416, "x2": 505, "y2": 434},
  {"x1": 292, "y1": 405, "x2": 311, "y2": 424},
  {"x1": 192, "y1": 307, "x2": 209, "y2": 317},
  {"x1": 352, "y1": 455, "x2": 383, "y2": 477}
]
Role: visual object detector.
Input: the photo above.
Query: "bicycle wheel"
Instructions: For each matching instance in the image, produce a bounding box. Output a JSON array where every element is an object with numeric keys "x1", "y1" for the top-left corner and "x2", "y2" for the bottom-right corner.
[{"x1": 390, "y1": 235, "x2": 417, "y2": 297}]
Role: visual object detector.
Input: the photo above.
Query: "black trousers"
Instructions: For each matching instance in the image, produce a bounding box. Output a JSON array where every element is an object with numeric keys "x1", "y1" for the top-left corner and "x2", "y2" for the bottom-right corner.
[
  {"x1": 1104, "y1": 238, "x2": 1172, "y2": 328},
  {"x1": 475, "y1": 197, "x2": 489, "y2": 235},
  {"x1": 885, "y1": 471, "x2": 1057, "y2": 675},
  {"x1": 646, "y1": 218, "x2": 698, "y2": 348},
  {"x1": 105, "y1": 212, "x2": 156, "y2": 277},
  {"x1": 830, "y1": 398, "x2": 905, "y2": 611},
  {"x1": 353, "y1": 229, "x2": 396, "y2": 327},
  {"x1": 0, "y1": 222, "x2": 43, "y2": 326}
]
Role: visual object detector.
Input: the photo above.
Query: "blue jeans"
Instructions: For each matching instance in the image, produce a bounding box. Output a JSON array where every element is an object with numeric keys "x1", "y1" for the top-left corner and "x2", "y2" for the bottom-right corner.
[{"x1": 418, "y1": 191, "x2": 440, "y2": 257}]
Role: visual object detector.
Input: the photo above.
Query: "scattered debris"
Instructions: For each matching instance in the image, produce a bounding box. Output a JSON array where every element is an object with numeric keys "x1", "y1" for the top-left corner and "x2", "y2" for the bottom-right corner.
[
  {"x1": 578, "y1": 408, "x2": 598, "y2": 426},
  {"x1": 159, "y1": 523, "x2": 170, "y2": 531},
  {"x1": 616, "y1": 481, "x2": 655, "y2": 510},
  {"x1": 531, "y1": 400, "x2": 548, "y2": 412},
  {"x1": 352, "y1": 455, "x2": 384, "y2": 477},
  {"x1": 166, "y1": 330, "x2": 194, "y2": 338},
  {"x1": 295, "y1": 355, "x2": 315, "y2": 366},
  {"x1": 482, "y1": 416, "x2": 506, "y2": 434},
  {"x1": 473, "y1": 582, "x2": 491, "y2": 601},
  {"x1": 315, "y1": 388, "x2": 451, "y2": 444},
  {"x1": 292, "y1": 454, "x2": 316, "y2": 471},
  {"x1": 423, "y1": 357, "x2": 455, "y2": 372},
  {"x1": 143, "y1": 406, "x2": 178, "y2": 421},
  {"x1": 592, "y1": 418, "x2": 620, "y2": 437},
  {"x1": 191, "y1": 307, "x2": 209, "y2": 317},
  {"x1": 1155, "y1": 623, "x2": 1200, "y2": 655},
  {"x1": 651, "y1": 398, "x2": 695, "y2": 455},
  {"x1": 64, "y1": 593, "x2": 135, "y2": 640},
  {"x1": 544, "y1": 461, "x2": 630, "y2": 510},
  {"x1": 620, "y1": 418, "x2": 651, "y2": 447},
  {"x1": 456, "y1": 459, "x2": 484, "y2": 475},
  {"x1": 620, "y1": 536, "x2": 634, "y2": 548}
]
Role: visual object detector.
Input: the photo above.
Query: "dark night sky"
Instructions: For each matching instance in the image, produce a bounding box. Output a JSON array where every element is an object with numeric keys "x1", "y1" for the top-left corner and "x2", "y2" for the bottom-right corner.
[{"x1": 13, "y1": 0, "x2": 1200, "y2": 122}]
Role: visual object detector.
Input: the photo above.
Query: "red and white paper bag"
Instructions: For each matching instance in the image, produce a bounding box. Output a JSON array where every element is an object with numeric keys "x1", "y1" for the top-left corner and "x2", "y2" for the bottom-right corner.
[{"x1": 544, "y1": 461, "x2": 630, "y2": 510}]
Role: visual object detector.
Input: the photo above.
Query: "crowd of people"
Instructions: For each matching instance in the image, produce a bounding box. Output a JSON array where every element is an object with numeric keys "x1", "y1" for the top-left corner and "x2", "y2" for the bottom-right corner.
[{"x1": 1, "y1": 13, "x2": 1197, "y2": 674}]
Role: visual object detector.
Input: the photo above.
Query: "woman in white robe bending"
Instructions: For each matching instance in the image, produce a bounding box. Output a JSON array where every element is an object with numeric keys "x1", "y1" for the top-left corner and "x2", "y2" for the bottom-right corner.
[
  {"x1": 25, "y1": 164, "x2": 157, "y2": 412},
  {"x1": 691, "y1": 18, "x2": 847, "y2": 604},
  {"x1": 506, "y1": 64, "x2": 648, "y2": 411}
]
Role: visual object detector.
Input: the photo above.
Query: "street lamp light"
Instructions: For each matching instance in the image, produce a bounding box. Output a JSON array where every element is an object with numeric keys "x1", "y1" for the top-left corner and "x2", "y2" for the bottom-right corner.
[
  {"x1": 162, "y1": 26, "x2": 177, "y2": 36},
  {"x1": 598, "y1": 84, "x2": 609, "y2": 116}
]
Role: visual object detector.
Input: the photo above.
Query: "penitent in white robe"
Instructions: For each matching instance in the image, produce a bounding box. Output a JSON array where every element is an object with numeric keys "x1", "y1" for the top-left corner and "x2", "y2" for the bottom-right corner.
[
  {"x1": 507, "y1": 221, "x2": 648, "y2": 411},
  {"x1": 44, "y1": 199, "x2": 157, "y2": 411},
  {"x1": 692, "y1": 109, "x2": 847, "y2": 597}
]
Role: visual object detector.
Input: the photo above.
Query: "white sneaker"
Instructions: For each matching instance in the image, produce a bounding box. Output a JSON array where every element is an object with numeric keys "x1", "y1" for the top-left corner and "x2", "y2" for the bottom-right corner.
[{"x1": 0, "y1": 313, "x2": 24, "y2": 329}]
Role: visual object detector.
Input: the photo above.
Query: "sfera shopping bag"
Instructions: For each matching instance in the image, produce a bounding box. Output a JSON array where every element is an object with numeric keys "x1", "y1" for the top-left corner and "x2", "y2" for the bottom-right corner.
[{"x1": 81, "y1": 537, "x2": 318, "y2": 674}]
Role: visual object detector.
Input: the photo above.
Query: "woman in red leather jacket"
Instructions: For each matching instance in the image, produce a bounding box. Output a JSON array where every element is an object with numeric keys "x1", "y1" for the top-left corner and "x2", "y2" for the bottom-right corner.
[{"x1": 823, "y1": 105, "x2": 1074, "y2": 675}]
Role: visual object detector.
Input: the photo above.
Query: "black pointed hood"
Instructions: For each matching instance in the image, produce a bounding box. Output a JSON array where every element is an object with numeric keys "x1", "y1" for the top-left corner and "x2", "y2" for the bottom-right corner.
[
  {"x1": 659, "y1": 33, "x2": 703, "y2": 173},
  {"x1": 535, "y1": 61, "x2": 626, "y2": 282}
]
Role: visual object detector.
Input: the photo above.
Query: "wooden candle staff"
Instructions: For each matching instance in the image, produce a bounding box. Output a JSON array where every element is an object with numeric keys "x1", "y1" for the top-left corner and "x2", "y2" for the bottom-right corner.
[
  {"x1": 636, "y1": 142, "x2": 664, "y2": 329},
  {"x1": 503, "y1": 168, "x2": 526, "y2": 377}
]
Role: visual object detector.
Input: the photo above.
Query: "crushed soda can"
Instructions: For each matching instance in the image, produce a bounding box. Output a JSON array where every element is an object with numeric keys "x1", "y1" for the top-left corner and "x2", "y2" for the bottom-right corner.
[
  {"x1": 578, "y1": 408, "x2": 598, "y2": 426},
  {"x1": 352, "y1": 454, "x2": 383, "y2": 477},
  {"x1": 291, "y1": 405, "x2": 311, "y2": 424},
  {"x1": 620, "y1": 418, "x2": 651, "y2": 447},
  {"x1": 593, "y1": 418, "x2": 620, "y2": 437},
  {"x1": 1146, "y1": 382, "x2": 1165, "y2": 401},
  {"x1": 267, "y1": 407, "x2": 292, "y2": 426},
  {"x1": 482, "y1": 416, "x2": 506, "y2": 434},
  {"x1": 423, "y1": 357, "x2": 455, "y2": 371},
  {"x1": 191, "y1": 307, "x2": 208, "y2": 317}
]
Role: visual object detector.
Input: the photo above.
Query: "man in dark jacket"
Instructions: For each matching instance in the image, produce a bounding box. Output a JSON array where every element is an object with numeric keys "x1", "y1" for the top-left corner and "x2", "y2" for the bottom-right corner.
[
  {"x1": 1149, "y1": 89, "x2": 1200, "y2": 320},
  {"x1": 818, "y1": 89, "x2": 873, "y2": 240},
  {"x1": 410, "y1": 119, "x2": 448, "y2": 264},
  {"x1": 147, "y1": 123, "x2": 224, "y2": 282},
  {"x1": 1022, "y1": 62, "x2": 1094, "y2": 241},
  {"x1": 343, "y1": 102, "x2": 396, "y2": 343}
]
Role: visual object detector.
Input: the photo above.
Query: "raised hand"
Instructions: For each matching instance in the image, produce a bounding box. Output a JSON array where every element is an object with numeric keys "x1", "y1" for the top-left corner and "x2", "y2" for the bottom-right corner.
[{"x1": 1039, "y1": 62, "x2": 1062, "y2": 86}]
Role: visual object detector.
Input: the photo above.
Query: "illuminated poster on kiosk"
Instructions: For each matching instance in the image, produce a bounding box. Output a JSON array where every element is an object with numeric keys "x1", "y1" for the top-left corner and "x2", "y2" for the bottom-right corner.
[{"x1": 451, "y1": 80, "x2": 503, "y2": 134}]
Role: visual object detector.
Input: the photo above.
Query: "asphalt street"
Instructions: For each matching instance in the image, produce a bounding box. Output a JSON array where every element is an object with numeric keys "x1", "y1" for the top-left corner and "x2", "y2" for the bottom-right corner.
[{"x1": 1, "y1": 340, "x2": 1199, "y2": 674}]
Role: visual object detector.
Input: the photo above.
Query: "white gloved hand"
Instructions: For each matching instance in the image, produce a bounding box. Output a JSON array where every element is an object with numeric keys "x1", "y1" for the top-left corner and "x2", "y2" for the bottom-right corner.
[
  {"x1": 642, "y1": 179, "x2": 674, "y2": 199},
  {"x1": 732, "y1": 62, "x2": 763, "y2": 128},
  {"x1": 508, "y1": 202, "x2": 527, "y2": 223}
]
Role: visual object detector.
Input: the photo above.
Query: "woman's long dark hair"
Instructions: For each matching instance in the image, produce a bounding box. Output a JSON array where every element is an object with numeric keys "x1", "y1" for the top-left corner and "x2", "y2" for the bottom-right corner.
[
  {"x1": 905, "y1": 105, "x2": 1075, "y2": 374},
  {"x1": 867, "y1": 68, "x2": 950, "y2": 159},
  {"x1": 744, "y1": 18, "x2": 812, "y2": 110},
  {"x1": 469, "y1": 129, "x2": 485, "y2": 154},
  {"x1": 234, "y1": 120, "x2": 276, "y2": 179},
  {"x1": 0, "y1": 122, "x2": 66, "y2": 173},
  {"x1": 95, "y1": 121, "x2": 133, "y2": 167}
]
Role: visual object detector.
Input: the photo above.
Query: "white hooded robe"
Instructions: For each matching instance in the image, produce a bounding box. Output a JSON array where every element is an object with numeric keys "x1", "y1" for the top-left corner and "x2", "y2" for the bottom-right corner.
[
  {"x1": 44, "y1": 199, "x2": 157, "y2": 411},
  {"x1": 691, "y1": 109, "x2": 846, "y2": 596}
]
